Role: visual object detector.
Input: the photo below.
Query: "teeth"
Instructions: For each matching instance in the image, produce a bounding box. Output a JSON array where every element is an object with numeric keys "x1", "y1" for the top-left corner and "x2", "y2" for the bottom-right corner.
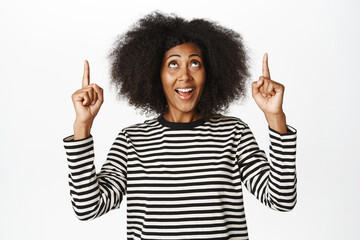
[{"x1": 176, "y1": 88, "x2": 193, "y2": 92}]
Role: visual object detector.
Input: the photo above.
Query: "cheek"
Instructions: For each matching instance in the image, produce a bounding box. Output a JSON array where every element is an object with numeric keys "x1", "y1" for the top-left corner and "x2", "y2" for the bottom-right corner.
[
  {"x1": 197, "y1": 73, "x2": 206, "y2": 92},
  {"x1": 160, "y1": 76, "x2": 173, "y2": 95}
]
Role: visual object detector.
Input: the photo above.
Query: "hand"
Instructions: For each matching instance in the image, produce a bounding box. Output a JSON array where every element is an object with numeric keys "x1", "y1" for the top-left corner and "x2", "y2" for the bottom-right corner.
[
  {"x1": 71, "y1": 60, "x2": 104, "y2": 126},
  {"x1": 251, "y1": 53, "x2": 285, "y2": 115}
]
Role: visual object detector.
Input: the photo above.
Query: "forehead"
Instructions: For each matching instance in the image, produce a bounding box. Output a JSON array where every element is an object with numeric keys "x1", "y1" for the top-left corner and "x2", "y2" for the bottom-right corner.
[{"x1": 163, "y1": 42, "x2": 203, "y2": 58}]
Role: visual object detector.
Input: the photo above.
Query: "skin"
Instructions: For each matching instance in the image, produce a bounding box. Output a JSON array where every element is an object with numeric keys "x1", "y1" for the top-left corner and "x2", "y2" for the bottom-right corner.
[
  {"x1": 159, "y1": 43, "x2": 287, "y2": 133},
  {"x1": 252, "y1": 53, "x2": 288, "y2": 134},
  {"x1": 160, "y1": 42, "x2": 206, "y2": 123},
  {"x1": 72, "y1": 60, "x2": 103, "y2": 140},
  {"x1": 71, "y1": 51, "x2": 287, "y2": 140}
]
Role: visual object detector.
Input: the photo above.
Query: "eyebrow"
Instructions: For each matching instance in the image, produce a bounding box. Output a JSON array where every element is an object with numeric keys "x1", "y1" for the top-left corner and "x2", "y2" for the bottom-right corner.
[{"x1": 166, "y1": 54, "x2": 201, "y2": 60}]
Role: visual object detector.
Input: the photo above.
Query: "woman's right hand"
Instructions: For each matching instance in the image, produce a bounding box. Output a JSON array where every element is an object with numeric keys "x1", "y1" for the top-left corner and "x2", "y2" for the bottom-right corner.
[{"x1": 72, "y1": 60, "x2": 104, "y2": 128}]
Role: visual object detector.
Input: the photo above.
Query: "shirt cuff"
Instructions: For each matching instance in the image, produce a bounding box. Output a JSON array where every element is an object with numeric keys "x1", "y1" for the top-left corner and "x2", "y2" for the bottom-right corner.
[
  {"x1": 63, "y1": 134, "x2": 94, "y2": 168},
  {"x1": 268, "y1": 125, "x2": 297, "y2": 136},
  {"x1": 63, "y1": 134, "x2": 93, "y2": 143}
]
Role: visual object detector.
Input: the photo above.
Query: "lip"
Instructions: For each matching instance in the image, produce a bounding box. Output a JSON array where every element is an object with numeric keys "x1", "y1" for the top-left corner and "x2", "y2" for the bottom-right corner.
[{"x1": 175, "y1": 88, "x2": 195, "y2": 100}]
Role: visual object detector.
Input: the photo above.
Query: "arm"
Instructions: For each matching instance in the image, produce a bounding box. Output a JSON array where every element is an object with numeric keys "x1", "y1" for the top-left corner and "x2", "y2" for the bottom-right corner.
[
  {"x1": 236, "y1": 123, "x2": 297, "y2": 211},
  {"x1": 63, "y1": 130, "x2": 128, "y2": 220}
]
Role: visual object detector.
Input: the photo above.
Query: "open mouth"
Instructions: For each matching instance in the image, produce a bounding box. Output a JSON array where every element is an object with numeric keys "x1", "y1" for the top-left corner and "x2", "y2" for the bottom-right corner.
[{"x1": 175, "y1": 88, "x2": 194, "y2": 100}]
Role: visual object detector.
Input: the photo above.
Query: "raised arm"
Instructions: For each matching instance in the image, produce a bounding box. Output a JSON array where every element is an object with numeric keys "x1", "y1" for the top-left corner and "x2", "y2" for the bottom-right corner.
[
  {"x1": 238, "y1": 53, "x2": 297, "y2": 211},
  {"x1": 63, "y1": 60, "x2": 127, "y2": 220}
]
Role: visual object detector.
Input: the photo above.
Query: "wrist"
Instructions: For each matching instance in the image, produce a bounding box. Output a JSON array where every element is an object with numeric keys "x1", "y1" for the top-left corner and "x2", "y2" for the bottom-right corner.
[
  {"x1": 264, "y1": 111, "x2": 285, "y2": 121},
  {"x1": 73, "y1": 120, "x2": 92, "y2": 140},
  {"x1": 74, "y1": 118, "x2": 93, "y2": 128},
  {"x1": 264, "y1": 112, "x2": 287, "y2": 134}
]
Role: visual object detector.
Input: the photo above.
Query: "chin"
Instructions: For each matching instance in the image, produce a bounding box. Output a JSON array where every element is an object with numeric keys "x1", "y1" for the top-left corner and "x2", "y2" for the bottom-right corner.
[{"x1": 175, "y1": 103, "x2": 198, "y2": 113}]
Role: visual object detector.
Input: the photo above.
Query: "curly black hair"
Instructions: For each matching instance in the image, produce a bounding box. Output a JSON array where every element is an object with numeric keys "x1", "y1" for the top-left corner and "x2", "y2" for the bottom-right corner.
[{"x1": 108, "y1": 11, "x2": 250, "y2": 120}]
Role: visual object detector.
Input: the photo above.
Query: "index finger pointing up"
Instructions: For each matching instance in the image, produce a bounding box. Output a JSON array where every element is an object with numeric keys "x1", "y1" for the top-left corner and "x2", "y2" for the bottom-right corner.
[
  {"x1": 82, "y1": 60, "x2": 90, "y2": 87},
  {"x1": 262, "y1": 53, "x2": 271, "y2": 79}
]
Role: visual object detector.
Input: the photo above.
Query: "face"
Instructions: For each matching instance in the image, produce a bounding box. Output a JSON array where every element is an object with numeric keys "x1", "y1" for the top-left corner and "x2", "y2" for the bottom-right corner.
[{"x1": 160, "y1": 42, "x2": 206, "y2": 118}]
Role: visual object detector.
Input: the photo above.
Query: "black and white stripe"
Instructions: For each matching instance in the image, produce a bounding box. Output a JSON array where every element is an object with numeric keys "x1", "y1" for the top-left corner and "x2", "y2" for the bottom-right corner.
[{"x1": 63, "y1": 115, "x2": 297, "y2": 240}]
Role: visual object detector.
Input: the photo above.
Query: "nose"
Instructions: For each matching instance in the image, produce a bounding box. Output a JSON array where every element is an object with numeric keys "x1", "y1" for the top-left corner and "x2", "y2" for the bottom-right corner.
[{"x1": 178, "y1": 66, "x2": 192, "y2": 82}]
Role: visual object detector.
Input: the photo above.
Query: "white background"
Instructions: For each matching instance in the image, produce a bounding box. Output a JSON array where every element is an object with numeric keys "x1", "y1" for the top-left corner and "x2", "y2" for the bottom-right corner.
[{"x1": 1, "y1": 0, "x2": 359, "y2": 239}]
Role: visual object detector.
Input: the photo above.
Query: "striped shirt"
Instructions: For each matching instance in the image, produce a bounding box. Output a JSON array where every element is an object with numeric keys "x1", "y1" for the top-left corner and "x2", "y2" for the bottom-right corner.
[{"x1": 63, "y1": 114, "x2": 297, "y2": 240}]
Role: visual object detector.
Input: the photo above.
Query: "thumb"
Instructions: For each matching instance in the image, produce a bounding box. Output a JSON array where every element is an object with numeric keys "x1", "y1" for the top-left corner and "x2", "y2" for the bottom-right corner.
[{"x1": 252, "y1": 79, "x2": 263, "y2": 96}]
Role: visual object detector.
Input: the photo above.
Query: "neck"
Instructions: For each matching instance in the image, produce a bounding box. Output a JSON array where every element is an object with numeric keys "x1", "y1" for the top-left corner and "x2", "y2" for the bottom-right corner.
[{"x1": 163, "y1": 110, "x2": 202, "y2": 123}]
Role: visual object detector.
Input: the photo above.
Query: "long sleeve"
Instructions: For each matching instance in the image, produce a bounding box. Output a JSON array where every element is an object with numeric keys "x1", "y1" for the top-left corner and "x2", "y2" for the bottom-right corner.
[
  {"x1": 63, "y1": 130, "x2": 128, "y2": 220},
  {"x1": 236, "y1": 123, "x2": 297, "y2": 212}
]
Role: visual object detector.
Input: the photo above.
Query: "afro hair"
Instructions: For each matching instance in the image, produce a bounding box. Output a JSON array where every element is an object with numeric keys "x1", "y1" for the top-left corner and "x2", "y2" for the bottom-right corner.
[{"x1": 108, "y1": 11, "x2": 250, "y2": 120}]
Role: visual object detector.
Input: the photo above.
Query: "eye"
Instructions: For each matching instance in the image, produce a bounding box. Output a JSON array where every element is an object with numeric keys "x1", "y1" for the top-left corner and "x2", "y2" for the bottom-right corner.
[
  {"x1": 190, "y1": 60, "x2": 201, "y2": 67},
  {"x1": 168, "y1": 61, "x2": 178, "y2": 68}
]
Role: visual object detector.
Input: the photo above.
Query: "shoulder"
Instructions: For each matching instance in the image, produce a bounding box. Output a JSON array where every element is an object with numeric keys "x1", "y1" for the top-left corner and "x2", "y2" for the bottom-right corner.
[
  {"x1": 207, "y1": 114, "x2": 249, "y2": 128},
  {"x1": 121, "y1": 117, "x2": 161, "y2": 135}
]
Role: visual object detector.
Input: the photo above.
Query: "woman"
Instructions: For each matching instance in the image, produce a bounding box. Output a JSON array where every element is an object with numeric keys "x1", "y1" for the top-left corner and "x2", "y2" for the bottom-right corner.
[{"x1": 63, "y1": 12, "x2": 297, "y2": 240}]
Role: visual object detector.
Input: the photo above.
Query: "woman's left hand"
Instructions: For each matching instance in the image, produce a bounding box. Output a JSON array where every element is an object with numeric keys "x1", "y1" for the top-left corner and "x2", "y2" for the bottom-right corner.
[{"x1": 252, "y1": 53, "x2": 285, "y2": 115}]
